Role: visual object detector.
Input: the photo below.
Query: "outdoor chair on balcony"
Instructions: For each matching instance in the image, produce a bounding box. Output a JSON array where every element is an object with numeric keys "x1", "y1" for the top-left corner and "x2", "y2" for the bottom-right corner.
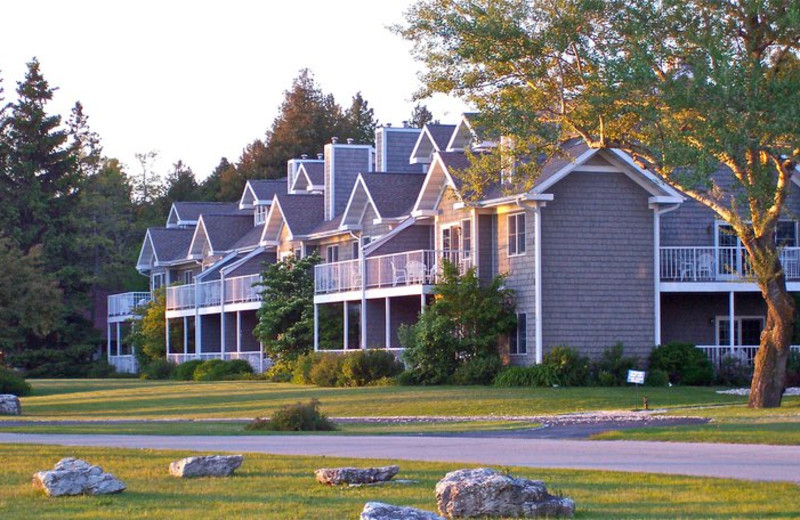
[
  {"x1": 680, "y1": 253, "x2": 715, "y2": 281},
  {"x1": 391, "y1": 259, "x2": 407, "y2": 286},
  {"x1": 407, "y1": 260, "x2": 427, "y2": 284}
]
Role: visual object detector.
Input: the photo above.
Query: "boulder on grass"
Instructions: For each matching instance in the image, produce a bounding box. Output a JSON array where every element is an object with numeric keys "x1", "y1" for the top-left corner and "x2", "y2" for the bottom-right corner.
[
  {"x1": 32, "y1": 458, "x2": 125, "y2": 497},
  {"x1": 0, "y1": 394, "x2": 21, "y2": 415},
  {"x1": 361, "y1": 501, "x2": 445, "y2": 520},
  {"x1": 315, "y1": 465, "x2": 399, "y2": 486},
  {"x1": 169, "y1": 455, "x2": 244, "y2": 478},
  {"x1": 435, "y1": 468, "x2": 575, "y2": 518}
]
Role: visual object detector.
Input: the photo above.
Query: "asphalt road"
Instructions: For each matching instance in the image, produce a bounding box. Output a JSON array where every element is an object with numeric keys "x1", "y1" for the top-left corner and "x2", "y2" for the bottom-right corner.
[{"x1": 2, "y1": 433, "x2": 798, "y2": 483}]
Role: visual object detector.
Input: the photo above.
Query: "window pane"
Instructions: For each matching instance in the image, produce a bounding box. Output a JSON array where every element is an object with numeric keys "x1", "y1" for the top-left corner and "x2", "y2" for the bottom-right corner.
[
  {"x1": 777, "y1": 221, "x2": 797, "y2": 247},
  {"x1": 740, "y1": 319, "x2": 763, "y2": 345},
  {"x1": 508, "y1": 215, "x2": 517, "y2": 255},
  {"x1": 518, "y1": 215, "x2": 526, "y2": 254},
  {"x1": 518, "y1": 314, "x2": 527, "y2": 354}
]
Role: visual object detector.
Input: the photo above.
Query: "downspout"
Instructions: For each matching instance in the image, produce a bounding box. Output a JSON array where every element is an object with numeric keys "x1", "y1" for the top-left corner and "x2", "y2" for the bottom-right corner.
[
  {"x1": 515, "y1": 195, "x2": 544, "y2": 365},
  {"x1": 653, "y1": 203, "x2": 681, "y2": 346}
]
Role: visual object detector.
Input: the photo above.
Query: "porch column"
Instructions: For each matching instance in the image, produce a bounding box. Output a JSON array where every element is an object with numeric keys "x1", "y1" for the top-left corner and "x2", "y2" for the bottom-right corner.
[
  {"x1": 360, "y1": 235, "x2": 367, "y2": 349},
  {"x1": 107, "y1": 323, "x2": 112, "y2": 362},
  {"x1": 385, "y1": 297, "x2": 392, "y2": 349},
  {"x1": 183, "y1": 317, "x2": 188, "y2": 355},
  {"x1": 236, "y1": 311, "x2": 242, "y2": 353},
  {"x1": 728, "y1": 291, "x2": 735, "y2": 356},
  {"x1": 343, "y1": 301, "x2": 349, "y2": 350},
  {"x1": 116, "y1": 323, "x2": 121, "y2": 356},
  {"x1": 196, "y1": 315, "x2": 203, "y2": 355},
  {"x1": 313, "y1": 304, "x2": 319, "y2": 352},
  {"x1": 220, "y1": 275, "x2": 226, "y2": 358},
  {"x1": 165, "y1": 318, "x2": 171, "y2": 360},
  {"x1": 534, "y1": 205, "x2": 544, "y2": 364},
  {"x1": 420, "y1": 294, "x2": 426, "y2": 314}
]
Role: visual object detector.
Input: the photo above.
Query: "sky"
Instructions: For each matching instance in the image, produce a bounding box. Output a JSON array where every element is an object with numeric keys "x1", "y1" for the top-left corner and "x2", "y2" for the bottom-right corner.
[{"x1": 0, "y1": 0, "x2": 469, "y2": 180}]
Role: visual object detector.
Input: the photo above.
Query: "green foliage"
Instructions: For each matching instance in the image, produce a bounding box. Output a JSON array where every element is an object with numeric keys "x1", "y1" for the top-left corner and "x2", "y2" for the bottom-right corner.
[
  {"x1": 192, "y1": 359, "x2": 253, "y2": 382},
  {"x1": 786, "y1": 350, "x2": 800, "y2": 387},
  {"x1": 715, "y1": 355, "x2": 754, "y2": 387},
  {"x1": 308, "y1": 354, "x2": 342, "y2": 387},
  {"x1": 0, "y1": 367, "x2": 31, "y2": 396},
  {"x1": 10, "y1": 344, "x2": 96, "y2": 378},
  {"x1": 452, "y1": 355, "x2": 504, "y2": 385},
  {"x1": 255, "y1": 253, "x2": 321, "y2": 362},
  {"x1": 174, "y1": 359, "x2": 204, "y2": 381},
  {"x1": 402, "y1": 262, "x2": 515, "y2": 384},
  {"x1": 139, "y1": 359, "x2": 174, "y2": 380},
  {"x1": 543, "y1": 346, "x2": 591, "y2": 386},
  {"x1": 592, "y1": 343, "x2": 639, "y2": 387},
  {"x1": 340, "y1": 350, "x2": 404, "y2": 387},
  {"x1": 494, "y1": 364, "x2": 560, "y2": 388},
  {"x1": 85, "y1": 360, "x2": 117, "y2": 379},
  {"x1": 645, "y1": 369, "x2": 670, "y2": 387},
  {"x1": 128, "y1": 288, "x2": 177, "y2": 367},
  {"x1": 244, "y1": 399, "x2": 336, "y2": 432},
  {"x1": 649, "y1": 342, "x2": 714, "y2": 386}
]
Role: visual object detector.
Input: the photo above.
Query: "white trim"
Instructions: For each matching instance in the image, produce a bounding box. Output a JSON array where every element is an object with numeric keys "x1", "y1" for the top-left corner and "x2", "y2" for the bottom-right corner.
[
  {"x1": 409, "y1": 125, "x2": 440, "y2": 165},
  {"x1": 166, "y1": 205, "x2": 181, "y2": 228},
  {"x1": 715, "y1": 314, "x2": 765, "y2": 348},
  {"x1": 327, "y1": 144, "x2": 335, "y2": 220},
  {"x1": 188, "y1": 216, "x2": 212, "y2": 258},
  {"x1": 136, "y1": 230, "x2": 158, "y2": 271},
  {"x1": 608, "y1": 149, "x2": 685, "y2": 199},
  {"x1": 532, "y1": 148, "x2": 599, "y2": 193},
  {"x1": 507, "y1": 211, "x2": 527, "y2": 257},
  {"x1": 447, "y1": 115, "x2": 477, "y2": 152},
  {"x1": 363, "y1": 217, "x2": 417, "y2": 256},
  {"x1": 238, "y1": 181, "x2": 259, "y2": 210},
  {"x1": 534, "y1": 206, "x2": 543, "y2": 364},
  {"x1": 341, "y1": 174, "x2": 381, "y2": 227}
]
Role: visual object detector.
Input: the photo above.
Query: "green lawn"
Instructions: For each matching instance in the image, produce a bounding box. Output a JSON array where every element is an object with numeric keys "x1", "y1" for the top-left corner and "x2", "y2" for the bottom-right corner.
[
  {"x1": 594, "y1": 399, "x2": 800, "y2": 445},
  {"x1": 1, "y1": 444, "x2": 798, "y2": 519},
  {"x1": 16, "y1": 379, "x2": 748, "y2": 420}
]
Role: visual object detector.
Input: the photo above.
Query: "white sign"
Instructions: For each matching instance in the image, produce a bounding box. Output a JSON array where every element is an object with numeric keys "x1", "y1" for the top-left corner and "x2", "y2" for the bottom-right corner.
[{"x1": 627, "y1": 370, "x2": 646, "y2": 384}]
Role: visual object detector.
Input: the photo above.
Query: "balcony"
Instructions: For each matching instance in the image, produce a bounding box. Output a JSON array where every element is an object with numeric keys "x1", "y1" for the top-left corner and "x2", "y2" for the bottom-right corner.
[
  {"x1": 108, "y1": 292, "x2": 152, "y2": 318},
  {"x1": 315, "y1": 249, "x2": 472, "y2": 295},
  {"x1": 660, "y1": 246, "x2": 800, "y2": 282},
  {"x1": 166, "y1": 274, "x2": 263, "y2": 311}
]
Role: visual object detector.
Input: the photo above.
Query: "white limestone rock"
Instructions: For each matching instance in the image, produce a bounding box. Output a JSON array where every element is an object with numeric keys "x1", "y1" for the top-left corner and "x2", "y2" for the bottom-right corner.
[
  {"x1": 435, "y1": 468, "x2": 575, "y2": 518},
  {"x1": 32, "y1": 458, "x2": 125, "y2": 497},
  {"x1": 169, "y1": 455, "x2": 244, "y2": 478},
  {"x1": 0, "y1": 394, "x2": 21, "y2": 415},
  {"x1": 361, "y1": 501, "x2": 445, "y2": 520},
  {"x1": 315, "y1": 465, "x2": 399, "y2": 486}
]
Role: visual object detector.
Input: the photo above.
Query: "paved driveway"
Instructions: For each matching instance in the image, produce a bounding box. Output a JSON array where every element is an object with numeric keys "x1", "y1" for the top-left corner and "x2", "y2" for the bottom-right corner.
[{"x1": 1, "y1": 433, "x2": 798, "y2": 483}]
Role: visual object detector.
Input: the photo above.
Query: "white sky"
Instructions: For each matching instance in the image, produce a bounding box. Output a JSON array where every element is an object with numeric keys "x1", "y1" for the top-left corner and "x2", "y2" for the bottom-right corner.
[{"x1": 0, "y1": 0, "x2": 469, "y2": 180}]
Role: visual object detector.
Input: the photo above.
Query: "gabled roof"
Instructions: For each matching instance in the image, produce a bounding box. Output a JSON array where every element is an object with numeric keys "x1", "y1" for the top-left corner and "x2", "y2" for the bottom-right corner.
[
  {"x1": 239, "y1": 179, "x2": 287, "y2": 209},
  {"x1": 447, "y1": 113, "x2": 497, "y2": 151},
  {"x1": 362, "y1": 173, "x2": 426, "y2": 219},
  {"x1": 136, "y1": 227, "x2": 194, "y2": 271},
  {"x1": 231, "y1": 225, "x2": 265, "y2": 252},
  {"x1": 190, "y1": 214, "x2": 255, "y2": 257},
  {"x1": 291, "y1": 162, "x2": 324, "y2": 192},
  {"x1": 167, "y1": 202, "x2": 241, "y2": 227},
  {"x1": 261, "y1": 194, "x2": 325, "y2": 243},
  {"x1": 410, "y1": 123, "x2": 457, "y2": 164}
]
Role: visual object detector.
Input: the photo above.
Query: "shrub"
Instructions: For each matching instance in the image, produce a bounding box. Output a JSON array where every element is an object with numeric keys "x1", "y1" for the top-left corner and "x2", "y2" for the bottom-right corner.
[
  {"x1": 542, "y1": 346, "x2": 590, "y2": 386},
  {"x1": 85, "y1": 360, "x2": 116, "y2": 378},
  {"x1": 244, "y1": 399, "x2": 336, "y2": 431},
  {"x1": 291, "y1": 353, "x2": 318, "y2": 384},
  {"x1": 193, "y1": 359, "x2": 253, "y2": 381},
  {"x1": 139, "y1": 359, "x2": 175, "y2": 380},
  {"x1": 645, "y1": 368, "x2": 670, "y2": 387},
  {"x1": 0, "y1": 367, "x2": 32, "y2": 396},
  {"x1": 715, "y1": 354, "x2": 753, "y2": 387},
  {"x1": 340, "y1": 350, "x2": 404, "y2": 387},
  {"x1": 494, "y1": 364, "x2": 561, "y2": 387},
  {"x1": 452, "y1": 355, "x2": 504, "y2": 385},
  {"x1": 589, "y1": 343, "x2": 639, "y2": 386},
  {"x1": 649, "y1": 342, "x2": 714, "y2": 385},
  {"x1": 309, "y1": 354, "x2": 344, "y2": 387},
  {"x1": 174, "y1": 359, "x2": 204, "y2": 381}
]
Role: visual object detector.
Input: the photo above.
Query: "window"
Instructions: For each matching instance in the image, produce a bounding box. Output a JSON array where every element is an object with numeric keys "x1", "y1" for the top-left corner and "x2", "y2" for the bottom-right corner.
[
  {"x1": 294, "y1": 248, "x2": 302, "y2": 258},
  {"x1": 461, "y1": 219, "x2": 472, "y2": 258},
  {"x1": 152, "y1": 273, "x2": 164, "y2": 291},
  {"x1": 352, "y1": 240, "x2": 360, "y2": 260},
  {"x1": 776, "y1": 221, "x2": 797, "y2": 247},
  {"x1": 510, "y1": 313, "x2": 527, "y2": 355},
  {"x1": 326, "y1": 245, "x2": 339, "y2": 263},
  {"x1": 442, "y1": 227, "x2": 451, "y2": 250},
  {"x1": 716, "y1": 316, "x2": 765, "y2": 346},
  {"x1": 184, "y1": 271, "x2": 194, "y2": 285},
  {"x1": 254, "y1": 204, "x2": 269, "y2": 225},
  {"x1": 508, "y1": 213, "x2": 526, "y2": 256}
]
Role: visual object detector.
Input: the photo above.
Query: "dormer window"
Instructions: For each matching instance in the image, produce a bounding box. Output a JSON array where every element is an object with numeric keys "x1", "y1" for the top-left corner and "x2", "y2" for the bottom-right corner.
[{"x1": 255, "y1": 204, "x2": 269, "y2": 225}]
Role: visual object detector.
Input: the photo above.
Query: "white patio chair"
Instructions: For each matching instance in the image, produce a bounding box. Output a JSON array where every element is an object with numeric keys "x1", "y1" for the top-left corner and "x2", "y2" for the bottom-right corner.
[
  {"x1": 391, "y1": 259, "x2": 407, "y2": 286},
  {"x1": 696, "y1": 253, "x2": 714, "y2": 280}
]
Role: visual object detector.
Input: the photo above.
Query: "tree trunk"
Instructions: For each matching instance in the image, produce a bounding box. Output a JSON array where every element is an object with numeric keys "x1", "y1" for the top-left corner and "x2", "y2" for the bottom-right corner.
[{"x1": 747, "y1": 237, "x2": 795, "y2": 408}]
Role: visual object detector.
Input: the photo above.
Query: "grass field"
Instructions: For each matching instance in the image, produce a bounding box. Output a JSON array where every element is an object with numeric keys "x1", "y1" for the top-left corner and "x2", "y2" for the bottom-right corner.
[
  {"x1": 2, "y1": 444, "x2": 798, "y2": 519},
  {"x1": 16, "y1": 379, "x2": 748, "y2": 419}
]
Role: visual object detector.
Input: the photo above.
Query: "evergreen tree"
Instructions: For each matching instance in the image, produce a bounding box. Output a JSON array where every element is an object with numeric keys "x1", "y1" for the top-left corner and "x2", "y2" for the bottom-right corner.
[
  {"x1": 409, "y1": 103, "x2": 433, "y2": 128},
  {"x1": 342, "y1": 92, "x2": 377, "y2": 145},
  {"x1": 164, "y1": 160, "x2": 200, "y2": 203}
]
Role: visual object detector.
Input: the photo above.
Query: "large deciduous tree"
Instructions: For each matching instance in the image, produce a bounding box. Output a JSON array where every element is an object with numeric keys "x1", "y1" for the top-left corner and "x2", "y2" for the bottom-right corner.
[{"x1": 400, "y1": 0, "x2": 800, "y2": 407}]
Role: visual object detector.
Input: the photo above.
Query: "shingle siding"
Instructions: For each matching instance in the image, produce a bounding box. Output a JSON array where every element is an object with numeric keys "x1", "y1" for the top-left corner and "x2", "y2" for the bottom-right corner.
[
  {"x1": 378, "y1": 128, "x2": 425, "y2": 173},
  {"x1": 369, "y1": 225, "x2": 432, "y2": 257},
  {"x1": 541, "y1": 171, "x2": 655, "y2": 360}
]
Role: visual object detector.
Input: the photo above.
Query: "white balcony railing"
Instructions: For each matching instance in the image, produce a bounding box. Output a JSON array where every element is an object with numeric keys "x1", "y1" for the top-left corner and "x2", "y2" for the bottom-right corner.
[
  {"x1": 698, "y1": 344, "x2": 800, "y2": 368},
  {"x1": 108, "y1": 292, "x2": 152, "y2": 317},
  {"x1": 315, "y1": 250, "x2": 472, "y2": 294},
  {"x1": 660, "y1": 246, "x2": 800, "y2": 282},
  {"x1": 166, "y1": 352, "x2": 267, "y2": 373},
  {"x1": 166, "y1": 275, "x2": 263, "y2": 311}
]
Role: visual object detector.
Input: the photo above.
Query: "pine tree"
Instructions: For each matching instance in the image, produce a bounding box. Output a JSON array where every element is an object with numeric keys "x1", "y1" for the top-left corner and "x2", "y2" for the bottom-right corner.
[
  {"x1": 164, "y1": 160, "x2": 200, "y2": 203},
  {"x1": 409, "y1": 103, "x2": 433, "y2": 128},
  {"x1": 342, "y1": 92, "x2": 377, "y2": 145}
]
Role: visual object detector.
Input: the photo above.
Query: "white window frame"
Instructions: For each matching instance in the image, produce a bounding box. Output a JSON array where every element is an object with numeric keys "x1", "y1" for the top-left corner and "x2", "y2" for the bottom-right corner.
[
  {"x1": 254, "y1": 204, "x2": 269, "y2": 226},
  {"x1": 715, "y1": 315, "x2": 765, "y2": 346},
  {"x1": 326, "y1": 244, "x2": 340, "y2": 263},
  {"x1": 352, "y1": 240, "x2": 360, "y2": 260},
  {"x1": 184, "y1": 271, "x2": 194, "y2": 285},
  {"x1": 510, "y1": 312, "x2": 527, "y2": 355},
  {"x1": 461, "y1": 218, "x2": 472, "y2": 258},
  {"x1": 508, "y1": 212, "x2": 526, "y2": 257},
  {"x1": 152, "y1": 273, "x2": 165, "y2": 291}
]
